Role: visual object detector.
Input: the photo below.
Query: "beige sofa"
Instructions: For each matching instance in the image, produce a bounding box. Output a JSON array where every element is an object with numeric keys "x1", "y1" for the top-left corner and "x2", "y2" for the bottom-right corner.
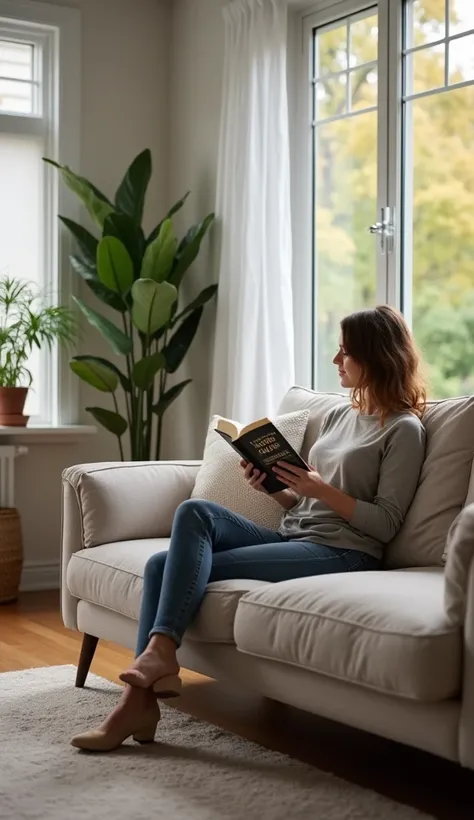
[{"x1": 61, "y1": 387, "x2": 474, "y2": 769}]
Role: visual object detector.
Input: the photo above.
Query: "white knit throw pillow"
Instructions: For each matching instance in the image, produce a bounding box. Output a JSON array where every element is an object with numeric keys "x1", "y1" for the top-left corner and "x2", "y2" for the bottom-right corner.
[{"x1": 191, "y1": 409, "x2": 310, "y2": 530}]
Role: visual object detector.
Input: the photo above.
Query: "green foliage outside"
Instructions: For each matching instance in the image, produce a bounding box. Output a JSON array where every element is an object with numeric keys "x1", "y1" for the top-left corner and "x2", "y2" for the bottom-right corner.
[{"x1": 314, "y1": 0, "x2": 474, "y2": 397}]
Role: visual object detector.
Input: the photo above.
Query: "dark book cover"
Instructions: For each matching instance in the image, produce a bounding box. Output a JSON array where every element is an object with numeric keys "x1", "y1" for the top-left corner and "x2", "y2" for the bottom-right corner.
[{"x1": 216, "y1": 421, "x2": 309, "y2": 494}]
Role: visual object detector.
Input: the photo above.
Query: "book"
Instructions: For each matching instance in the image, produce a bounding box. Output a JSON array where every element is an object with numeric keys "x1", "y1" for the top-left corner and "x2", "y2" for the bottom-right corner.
[{"x1": 215, "y1": 416, "x2": 309, "y2": 494}]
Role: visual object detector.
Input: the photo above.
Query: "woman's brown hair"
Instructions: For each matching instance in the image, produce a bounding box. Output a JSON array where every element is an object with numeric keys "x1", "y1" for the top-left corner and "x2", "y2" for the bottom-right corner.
[{"x1": 340, "y1": 305, "x2": 426, "y2": 423}]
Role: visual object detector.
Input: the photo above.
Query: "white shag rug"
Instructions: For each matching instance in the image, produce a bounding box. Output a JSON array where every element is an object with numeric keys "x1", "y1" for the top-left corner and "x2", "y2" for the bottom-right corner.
[{"x1": 0, "y1": 666, "x2": 433, "y2": 820}]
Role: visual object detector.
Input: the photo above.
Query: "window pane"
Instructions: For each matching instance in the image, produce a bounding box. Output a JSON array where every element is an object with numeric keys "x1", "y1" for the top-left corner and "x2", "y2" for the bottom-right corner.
[
  {"x1": 405, "y1": 43, "x2": 445, "y2": 95},
  {"x1": 0, "y1": 78, "x2": 33, "y2": 114},
  {"x1": 449, "y1": 32, "x2": 474, "y2": 83},
  {"x1": 315, "y1": 75, "x2": 347, "y2": 119},
  {"x1": 406, "y1": 1, "x2": 446, "y2": 49},
  {"x1": 449, "y1": 0, "x2": 474, "y2": 36},
  {"x1": 0, "y1": 40, "x2": 33, "y2": 80},
  {"x1": 315, "y1": 22, "x2": 347, "y2": 77},
  {"x1": 314, "y1": 111, "x2": 377, "y2": 391},
  {"x1": 350, "y1": 66, "x2": 377, "y2": 111},
  {"x1": 405, "y1": 85, "x2": 474, "y2": 398},
  {"x1": 0, "y1": 133, "x2": 44, "y2": 416},
  {"x1": 349, "y1": 12, "x2": 378, "y2": 66}
]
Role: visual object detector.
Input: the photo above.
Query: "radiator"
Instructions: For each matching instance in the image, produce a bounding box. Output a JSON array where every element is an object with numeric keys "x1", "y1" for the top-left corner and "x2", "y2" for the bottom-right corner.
[{"x1": 0, "y1": 445, "x2": 28, "y2": 507}]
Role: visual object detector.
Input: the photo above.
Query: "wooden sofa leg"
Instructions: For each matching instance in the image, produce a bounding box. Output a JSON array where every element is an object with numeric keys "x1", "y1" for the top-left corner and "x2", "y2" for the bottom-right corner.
[{"x1": 75, "y1": 633, "x2": 99, "y2": 688}]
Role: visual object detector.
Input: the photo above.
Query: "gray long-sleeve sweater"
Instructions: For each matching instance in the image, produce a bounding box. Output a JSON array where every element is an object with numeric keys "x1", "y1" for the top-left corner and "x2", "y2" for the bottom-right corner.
[{"x1": 278, "y1": 404, "x2": 426, "y2": 559}]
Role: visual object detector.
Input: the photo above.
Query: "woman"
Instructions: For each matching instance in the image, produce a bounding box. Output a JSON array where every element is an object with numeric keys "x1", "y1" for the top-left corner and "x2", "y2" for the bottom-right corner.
[{"x1": 72, "y1": 305, "x2": 426, "y2": 751}]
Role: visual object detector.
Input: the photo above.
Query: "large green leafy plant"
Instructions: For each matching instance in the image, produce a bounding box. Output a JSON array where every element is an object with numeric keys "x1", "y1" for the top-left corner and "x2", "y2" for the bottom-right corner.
[
  {"x1": 0, "y1": 277, "x2": 75, "y2": 387},
  {"x1": 45, "y1": 150, "x2": 216, "y2": 460}
]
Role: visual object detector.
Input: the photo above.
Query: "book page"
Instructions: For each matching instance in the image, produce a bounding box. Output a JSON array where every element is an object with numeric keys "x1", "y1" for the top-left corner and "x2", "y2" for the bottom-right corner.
[
  {"x1": 239, "y1": 417, "x2": 272, "y2": 437},
  {"x1": 215, "y1": 417, "x2": 242, "y2": 440}
]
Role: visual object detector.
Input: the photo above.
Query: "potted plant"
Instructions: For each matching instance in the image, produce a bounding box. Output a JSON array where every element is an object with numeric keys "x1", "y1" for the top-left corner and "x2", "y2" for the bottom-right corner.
[
  {"x1": 0, "y1": 277, "x2": 76, "y2": 426},
  {"x1": 45, "y1": 149, "x2": 217, "y2": 460}
]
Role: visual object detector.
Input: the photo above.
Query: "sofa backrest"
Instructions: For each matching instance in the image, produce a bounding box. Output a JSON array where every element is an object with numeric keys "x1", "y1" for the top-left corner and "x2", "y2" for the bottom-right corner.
[{"x1": 278, "y1": 387, "x2": 474, "y2": 569}]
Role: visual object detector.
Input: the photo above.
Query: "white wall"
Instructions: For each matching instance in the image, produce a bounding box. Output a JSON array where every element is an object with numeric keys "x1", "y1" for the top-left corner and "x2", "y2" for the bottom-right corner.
[
  {"x1": 163, "y1": 0, "x2": 226, "y2": 459},
  {"x1": 19, "y1": 0, "x2": 171, "y2": 588},
  {"x1": 18, "y1": 0, "x2": 252, "y2": 587}
]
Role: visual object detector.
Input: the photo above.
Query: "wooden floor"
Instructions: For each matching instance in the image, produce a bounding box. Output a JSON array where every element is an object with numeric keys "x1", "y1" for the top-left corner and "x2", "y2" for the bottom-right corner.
[{"x1": 1, "y1": 591, "x2": 473, "y2": 819}]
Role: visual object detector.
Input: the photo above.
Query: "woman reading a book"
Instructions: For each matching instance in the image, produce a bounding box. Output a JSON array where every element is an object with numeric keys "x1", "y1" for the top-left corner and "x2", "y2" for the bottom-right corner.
[{"x1": 72, "y1": 305, "x2": 426, "y2": 751}]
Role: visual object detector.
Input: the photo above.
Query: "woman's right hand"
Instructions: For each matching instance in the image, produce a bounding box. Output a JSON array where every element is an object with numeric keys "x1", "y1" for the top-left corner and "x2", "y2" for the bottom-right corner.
[{"x1": 240, "y1": 459, "x2": 268, "y2": 494}]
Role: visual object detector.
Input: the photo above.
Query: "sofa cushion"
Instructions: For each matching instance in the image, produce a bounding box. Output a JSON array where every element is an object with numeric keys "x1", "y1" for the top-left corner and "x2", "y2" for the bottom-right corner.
[
  {"x1": 234, "y1": 567, "x2": 462, "y2": 702},
  {"x1": 191, "y1": 409, "x2": 309, "y2": 530},
  {"x1": 278, "y1": 387, "x2": 474, "y2": 567},
  {"x1": 66, "y1": 539, "x2": 267, "y2": 643},
  {"x1": 385, "y1": 396, "x2": 474, "y2": 567}
]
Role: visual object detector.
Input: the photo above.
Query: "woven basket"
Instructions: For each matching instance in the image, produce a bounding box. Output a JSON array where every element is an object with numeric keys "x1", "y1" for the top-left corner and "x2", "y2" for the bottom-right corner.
[{"x1": 0, "y1": 508, "x2": 23, "y2": 604}]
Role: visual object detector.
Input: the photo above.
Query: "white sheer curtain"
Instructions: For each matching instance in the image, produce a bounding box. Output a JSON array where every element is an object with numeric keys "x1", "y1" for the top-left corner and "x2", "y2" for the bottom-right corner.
[{"x1": 210, "y1": 0, "x2": 294, "y2": 424}]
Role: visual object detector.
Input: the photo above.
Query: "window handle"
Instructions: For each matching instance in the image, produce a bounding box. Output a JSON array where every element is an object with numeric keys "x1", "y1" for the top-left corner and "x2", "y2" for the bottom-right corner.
[{"x1": 368, "y1": 207, "x2": 394, "y2": 254}]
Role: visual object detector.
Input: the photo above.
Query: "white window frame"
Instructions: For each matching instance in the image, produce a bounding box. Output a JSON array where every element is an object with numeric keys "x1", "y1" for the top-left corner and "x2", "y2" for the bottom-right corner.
[
  {"x1": 292, "y1": 0, "x2": 474, "y2": 393},
  {"x1": 0, "y1": 0, "x2": 80, "y2": 426}
]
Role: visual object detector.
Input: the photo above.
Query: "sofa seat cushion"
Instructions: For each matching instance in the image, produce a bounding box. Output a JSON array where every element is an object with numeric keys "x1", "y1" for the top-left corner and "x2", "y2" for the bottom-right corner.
[
  {"x1": 234, "y1": 567, "x2": 462, "y2": 702},
  {"x1": 66, "y1": 540, "x2": 267, "y2": 643}
]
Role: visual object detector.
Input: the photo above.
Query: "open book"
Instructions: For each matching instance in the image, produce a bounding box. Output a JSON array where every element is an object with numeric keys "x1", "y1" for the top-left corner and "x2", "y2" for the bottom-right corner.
[{"x1": 215, "y1": 416, "x2": 308, "y2": 494}]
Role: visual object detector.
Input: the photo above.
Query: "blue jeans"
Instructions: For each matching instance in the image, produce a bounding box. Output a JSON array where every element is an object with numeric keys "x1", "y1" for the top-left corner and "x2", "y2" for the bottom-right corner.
[{"x1": 135, "y1": 499, "x2": 380, "y2": 655}]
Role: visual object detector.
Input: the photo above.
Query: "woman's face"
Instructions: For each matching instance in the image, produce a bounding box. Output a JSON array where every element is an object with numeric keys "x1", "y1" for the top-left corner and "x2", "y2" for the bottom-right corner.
[{"x1": 333, "y1": 337, "x2": 362, "y2": 389}]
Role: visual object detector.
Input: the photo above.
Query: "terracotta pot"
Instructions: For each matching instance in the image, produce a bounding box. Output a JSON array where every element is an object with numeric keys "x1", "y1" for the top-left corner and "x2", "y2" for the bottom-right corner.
[{"x1": 0, "y1": 387, "x2": 29, "y2": 427}]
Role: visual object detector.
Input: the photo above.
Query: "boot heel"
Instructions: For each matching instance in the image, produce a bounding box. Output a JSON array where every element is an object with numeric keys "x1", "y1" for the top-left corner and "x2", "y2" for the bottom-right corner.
[
  {"x1": 133, "y1": 732, "x2": 156, "y2": 745},
  {"x1": 133, "y1": 721, "x2": 159, "y2": 744},
  {"x1": 153, "y1": 673, "x2": 182, "y2": 699}
]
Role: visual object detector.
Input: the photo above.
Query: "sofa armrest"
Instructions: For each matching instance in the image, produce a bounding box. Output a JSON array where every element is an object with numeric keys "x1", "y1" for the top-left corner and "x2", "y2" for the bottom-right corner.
[
  {"x1": 61, "y1": 460, "x2": 201, "y2": 630},
  {"x1": 443, "y1": 503, "x2": 474, "y2": 768}
]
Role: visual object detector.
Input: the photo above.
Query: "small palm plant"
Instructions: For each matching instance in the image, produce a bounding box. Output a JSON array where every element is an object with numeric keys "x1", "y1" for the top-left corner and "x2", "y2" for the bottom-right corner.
[{"x1": 0, "y1": 277, "x2": 76, "y2": 425}]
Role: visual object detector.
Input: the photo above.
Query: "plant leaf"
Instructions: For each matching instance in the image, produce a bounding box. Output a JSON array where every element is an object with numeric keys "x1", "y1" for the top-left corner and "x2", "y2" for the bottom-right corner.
[
  {"x1": 146, "y1": 192, "x2": 191, "y2": 246},
  {"x1": 172, "y1": 284, "x2": 218, "y2": 324},
  {"x1": 163, "y1": 307, "x2": 203, "y2": 373},
  {"x1": 115, "y1": 149, "x2": 152, "y2": 224},
  {"x1": 167, "y1": 191, "x2": 191, "y2": 220},
  {"x1": 44, "y1": 159, "x2": 114, "y2": 228},
  {"x1": 132, "y1": 351, "x2": 166, "y2": 390},
  {"x1": 97, "y1": 236, "x2": 134, "y2": 294},
  {"x1": 72, "y1": 355, "x2": 131, "y2": 392},
  {"x1": 169, "y1": 213, "x2": 215, "y2": 288},
  {"x1": 59, "y1": 216, "x2": 98, "y2": 265},
  {"x1": 140, "y1": 218, "x2": 177, "y2": 283},
  {"x1": 70, "y1": 359, "x2": 118, "y2": 392},
  {"x1": 86, "y1": 406, "x2": 128, "y2": 437},
  {"x1": 69, "y1": 256, "x2": 126, "y2": 311},
  {"x1": 70, "y1": 254, "x2": 97, "y2": 281},
  {"x1": 103, "y1": 212, "x2": 145, "y2": 278},
  {"x1": 73, "y1": 296, "x2": 132, "y2": 355},
  {"x1": 131, "y1": 279, "x2": 178, "y2": 336},
  {"x1": 86, "y1": 277, "x2": 127, "y2": 312},
  {"x1": 152, "y1": 379, "x2": 192, "y2": 416}
]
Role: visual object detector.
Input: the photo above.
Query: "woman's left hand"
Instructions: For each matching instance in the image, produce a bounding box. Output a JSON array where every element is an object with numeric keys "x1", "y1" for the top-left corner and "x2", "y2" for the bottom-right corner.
[{"x1": 272, "y1": 462, "x2": 326, "y2": 499}]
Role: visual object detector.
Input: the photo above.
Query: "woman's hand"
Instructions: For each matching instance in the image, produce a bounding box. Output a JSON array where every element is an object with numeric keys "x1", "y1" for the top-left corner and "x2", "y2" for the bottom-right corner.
[
  {"x1": 272, "y1": 461, "x2": 326, "y2": 499},
  {"x1": 240, "y1": 459, "x2": 268, "y2": 494},
  {"x1": 240, "y1": 460, "x2": 299, "y2": 510}
]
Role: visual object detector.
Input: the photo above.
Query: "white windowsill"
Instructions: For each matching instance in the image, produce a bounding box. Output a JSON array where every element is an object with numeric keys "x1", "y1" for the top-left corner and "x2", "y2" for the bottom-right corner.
[{"x1": 0, "y1": 425, "x2": 97, "y2": 444}]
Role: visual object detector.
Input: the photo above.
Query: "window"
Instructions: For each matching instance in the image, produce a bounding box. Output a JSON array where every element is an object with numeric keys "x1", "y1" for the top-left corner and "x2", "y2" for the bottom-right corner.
[
  {"x1": 311, "y1": 7, "x2": 380, "y2": 392},
  {"x1": 0, "y1": 1, "x2": 80, "y2": 425},
  {"x1": 296, "y1": 0, "x2": 474, "y2": 398},
  {"x1": 403, "y1": 0, "x2": 474, "y2": 397}
]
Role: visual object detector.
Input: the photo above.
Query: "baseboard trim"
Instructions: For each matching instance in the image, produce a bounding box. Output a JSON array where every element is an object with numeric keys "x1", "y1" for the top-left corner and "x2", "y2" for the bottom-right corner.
[{"x1": 20, "y1": 561, "x2": 60, "y2": 592}]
